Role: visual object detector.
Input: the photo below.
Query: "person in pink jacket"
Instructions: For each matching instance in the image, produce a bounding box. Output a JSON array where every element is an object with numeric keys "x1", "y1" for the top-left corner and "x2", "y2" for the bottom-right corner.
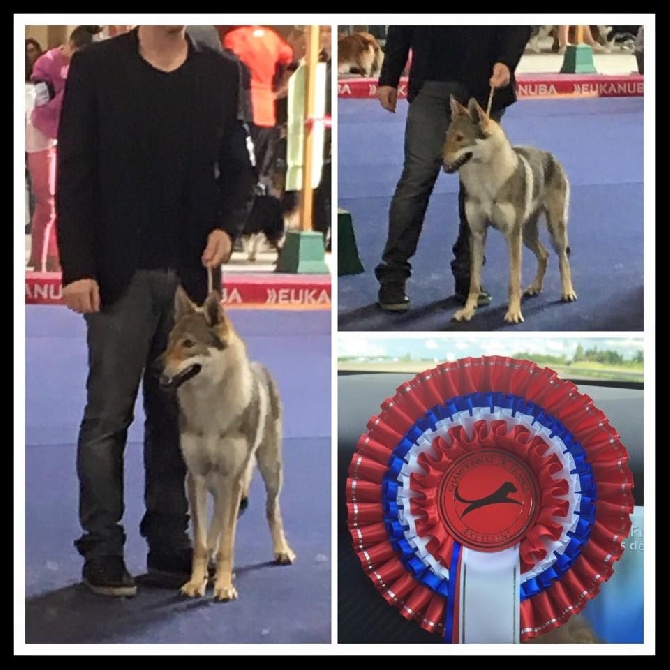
[{"x1": 28, "y1": 25, "x2": 101, "y2": 271}]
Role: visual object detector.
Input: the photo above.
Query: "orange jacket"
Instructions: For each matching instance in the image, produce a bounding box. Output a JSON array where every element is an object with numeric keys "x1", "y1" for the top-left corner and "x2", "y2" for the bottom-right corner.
[{"x1": 223, "y1": 26, "x2": 293, "y2": 127}]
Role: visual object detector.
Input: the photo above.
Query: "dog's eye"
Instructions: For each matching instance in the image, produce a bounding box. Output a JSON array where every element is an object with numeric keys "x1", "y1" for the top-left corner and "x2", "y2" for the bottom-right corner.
[
  {"x1": 182, "y1": 337, "x2": 196, "y2": 348},
  {"x1": 455, "y1": 133, "x2": 464, "y2": 143}
]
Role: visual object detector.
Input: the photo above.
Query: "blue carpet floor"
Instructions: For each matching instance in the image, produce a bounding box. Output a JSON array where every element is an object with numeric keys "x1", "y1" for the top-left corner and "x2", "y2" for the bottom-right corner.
[
  {"x1": 22, "y1": 306, "x2": 332, "y2": 645},
  {"x1": 337, "y1": 97, "x2": 645, "y2": 332}
]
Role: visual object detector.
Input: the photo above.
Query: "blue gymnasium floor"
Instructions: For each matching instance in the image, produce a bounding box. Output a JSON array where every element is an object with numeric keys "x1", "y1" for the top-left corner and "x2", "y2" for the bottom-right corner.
[
  {"x1": 337, "y1": 97, "x2": 645, "y2": 332},
  {"x1": 22, "y1": 306, "x2": 332, "y2": 646}
]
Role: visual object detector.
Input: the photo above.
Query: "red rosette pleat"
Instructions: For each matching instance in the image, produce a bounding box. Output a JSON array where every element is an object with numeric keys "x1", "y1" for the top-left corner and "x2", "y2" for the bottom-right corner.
[
  {"x1": 355, "y1": 434, "x2": 396, "y2": 466},
  {"x1": 425, "y1": 526, "x2": 456, "y2": 567},
  {"x1": 401, "y1": 582, "x2": 435, "y2": 621},
  {"x1": 392, "y1": 378, "x2": 437, "y2": 421},
  {"x1": 586, "y1": 520, "x2": 631, "y2": 562},
  {"x1": 350, "y1": 522, "x2": 388, "y2": 551},
  {"x1": 523, "y1": 366, "x2": 562, "y2": 406},
  {"x1": 365, "y1": 413, "x2": 405, "y2": 445},
  {"x1": 423, "y1": 592, "x2": 448, "y2": 635},
  {"x1": 382, "y1": 571, "x2": 419, "y2": 605},
  {"x1": 347, "y1": 502, "x2": 384, "y2": 527},
  {"x1": 346, "y1": 479, "x2": 386, "y2": 504},
  {"x1": 412, "y1": 500, "x2": 441, "y2": 535},
  {"x1": 372, "y1": 555, "x2": 408, "y2": 587},
  {"x1": 347, "y1": 454, "x2": 387, "y2": 484},
  {"x1": 507, "y1": 358, "x2": 541, "y2": 397},
  {"x1": 450, "y1": 357, "x2": 482, "y2": 396},
  {"x1": 411, "y1": 368, "x2": 450, "y2": 412},
  {"x1": 358, "y1": 539, "x2": 398, "y2": 569},
  {"x1": 531, "y1": 377, "x2": 581, "y2": 417},
  {"x1": 478, "y1": 355, "x2": 511, "y2": 391}
]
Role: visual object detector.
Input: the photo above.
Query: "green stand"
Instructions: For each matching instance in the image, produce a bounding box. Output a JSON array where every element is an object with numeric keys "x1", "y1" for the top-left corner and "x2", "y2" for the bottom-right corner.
[
  {"x1": 560, "y1": 44, "x2": 597, "y2": 74},
  {"x1": 275, "y1": 230, "x2": 330, "y2": 274},
  {"x1": 337, "y1": 208, "x2": 364, "y2": 276}
]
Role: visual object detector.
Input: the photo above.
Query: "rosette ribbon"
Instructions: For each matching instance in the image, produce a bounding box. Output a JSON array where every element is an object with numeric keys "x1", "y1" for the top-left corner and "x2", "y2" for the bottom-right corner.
[{"x1": 346, "y1": 356, "x2": 634, "y2": 643}]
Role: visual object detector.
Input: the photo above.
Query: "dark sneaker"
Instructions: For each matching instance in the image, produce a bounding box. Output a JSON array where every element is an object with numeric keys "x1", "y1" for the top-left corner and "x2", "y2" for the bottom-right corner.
[
  {"x1": 377, "y1": 282, "x2": 410, "y2": 312},
  {"x1": 147, "y1": 546, "x2": 194, "y2": 586},
  {"x1": 82, "y1": 556, "x2": 137, "y2": 597},
  {"x1": 454, "y1": 285, "x2": 493, "y2": 307}
]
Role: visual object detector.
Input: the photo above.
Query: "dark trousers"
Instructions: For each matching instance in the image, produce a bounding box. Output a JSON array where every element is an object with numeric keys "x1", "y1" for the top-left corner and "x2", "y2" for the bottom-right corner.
[
  {"x1": 74, "y1": 269, "x2": 190, "y2": 560},
  {"x1": 250, "y1": 123, "x2": 282, "y2": 190},
  {"x1": 374, "y1": 80, "x2": 504, "y2": 291}
]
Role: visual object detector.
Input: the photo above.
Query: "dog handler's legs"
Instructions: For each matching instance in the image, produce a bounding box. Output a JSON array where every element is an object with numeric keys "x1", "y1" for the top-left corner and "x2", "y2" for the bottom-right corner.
[
  {"x1": 375, "y1": 82, "x2": 460, "y2": 308},
  {"x1": 140, "y1": 270, "x2": 190, "y2": 564},
  {"x1": 75, "y1": 272, "x2": 162, "y2": 565}
]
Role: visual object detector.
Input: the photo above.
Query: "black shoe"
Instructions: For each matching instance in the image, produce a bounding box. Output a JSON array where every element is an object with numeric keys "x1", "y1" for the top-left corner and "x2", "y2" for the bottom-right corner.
[
  {"x1": 454, "y1": 286, "x2": 492, "y2": 307},
  {"x1": 82, "y1": 556, "x2": 137, "y2": 597},
  {"x1": 147, "y1": 546, "x2": 194, "y2": 586},
  {"x1": 377, "y1": 282, "x2": 410, "y2": 312}
]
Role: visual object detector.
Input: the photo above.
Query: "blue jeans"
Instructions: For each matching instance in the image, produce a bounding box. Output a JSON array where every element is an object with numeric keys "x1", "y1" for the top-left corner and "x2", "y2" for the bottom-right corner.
[{"x1": 74, "y1": 269, "x2": 190, "y2": 560}]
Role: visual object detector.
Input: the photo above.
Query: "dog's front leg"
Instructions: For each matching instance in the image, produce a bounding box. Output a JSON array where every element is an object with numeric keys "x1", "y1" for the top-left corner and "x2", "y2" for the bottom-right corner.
[
  {"x1": 212, "y1": 475, "x2": 243, "y2": 601},
  {"x1": 181, "y1": 471, "x2": 209, "y2": 597},
  {"x1": 453, "y1": 207, "x2": 486, "y2": 322},
  {"x1": 505, "y1": 226, "x2": 524, "y2": 323}
]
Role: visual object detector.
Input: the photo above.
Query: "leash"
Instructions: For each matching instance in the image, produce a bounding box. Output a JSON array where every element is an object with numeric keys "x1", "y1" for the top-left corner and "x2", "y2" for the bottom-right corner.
[
  {"x1": 207, "y1": 266, "x2": 214, "y2": 294},
  {"x1": 486, "y1": 86, "x2": 495, "y2": 116}
]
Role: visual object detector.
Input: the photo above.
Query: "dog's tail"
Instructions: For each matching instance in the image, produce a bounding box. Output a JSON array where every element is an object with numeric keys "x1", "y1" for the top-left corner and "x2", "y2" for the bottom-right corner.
[{"x1": 267, "y1": 373, "x2": 282, "y2": 423}]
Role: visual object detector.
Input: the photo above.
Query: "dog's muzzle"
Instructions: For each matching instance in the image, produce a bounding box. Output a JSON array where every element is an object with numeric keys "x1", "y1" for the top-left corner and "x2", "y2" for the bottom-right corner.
[
  {"x1": 442, "y1": 152, "x2": 473, "y2": 174},
  {"x1": 159, "y1": 363, "x2": 202, "y2": 391}
]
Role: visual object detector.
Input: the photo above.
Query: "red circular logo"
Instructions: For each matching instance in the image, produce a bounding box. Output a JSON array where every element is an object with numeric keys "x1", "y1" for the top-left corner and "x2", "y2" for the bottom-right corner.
[{"x1": 438, "y1": 449, "x2": 538, "y2": 551}]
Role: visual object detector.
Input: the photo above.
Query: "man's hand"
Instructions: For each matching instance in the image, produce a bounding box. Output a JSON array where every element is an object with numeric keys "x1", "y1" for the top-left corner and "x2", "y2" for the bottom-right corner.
[
  {"x1": 490, "y1": 62, "x2": 511, "y2": 89},
  {"x1": 62, "y1": 278, "x2": 101, "y2": 314},
  {"x1": 376, "y1": 85, "x2": 398, "y2": 113},
  {"x1": 202, "y1": 229, "x2": 234, "y2": 268}
]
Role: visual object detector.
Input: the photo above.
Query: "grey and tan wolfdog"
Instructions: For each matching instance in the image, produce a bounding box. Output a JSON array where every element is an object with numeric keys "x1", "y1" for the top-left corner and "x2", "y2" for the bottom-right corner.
[
  {"x1": 159, "y1": 286, "x2": 296, "y2": 601},
  {"x1": 442, "y1": 96, "x2": 577, "y2": 324}
]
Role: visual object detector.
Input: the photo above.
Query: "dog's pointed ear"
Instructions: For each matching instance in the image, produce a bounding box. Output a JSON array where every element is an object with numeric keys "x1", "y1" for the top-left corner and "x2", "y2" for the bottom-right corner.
[
  {"x1": 203, "y1": 290, "x2": 224, "y2": 326},
  {"x1": 468, "y1": 97, "x2": 489, "y2": 126},
  {"x1": 449, "y1": 94, "x2": 468, "y2": 118},
  {"x1": 174, "y1": 285, "x2": 196, "y2": 319}
]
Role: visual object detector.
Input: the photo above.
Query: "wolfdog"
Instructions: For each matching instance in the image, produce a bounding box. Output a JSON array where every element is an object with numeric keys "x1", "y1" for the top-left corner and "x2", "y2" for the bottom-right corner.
[
  {"x1": 159, "y1": 286, "x2": 296, "y2": 601},
  {"x1": 442, "y1": 96, "x2": 577, "y2": 324}
]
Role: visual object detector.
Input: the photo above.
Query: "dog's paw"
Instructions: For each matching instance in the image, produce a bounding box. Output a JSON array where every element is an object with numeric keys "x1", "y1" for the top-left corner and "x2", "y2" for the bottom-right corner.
[
  {"x1": 180, "y1": 578, "x2": 208, "y2": 598},
  {"x1": 275, "y1": 547, "x2": 297, "y2": 565},
  {"x1": 504, "y1": 309, "x2": 524, "y2": 324},
  {"x1": 524, "y1": 284, "x2": 543, "y2": 297},
  {"x1": 453, "y1": 307, "x2": 475, "y2": 322},
  {"x1": 213, "y1": 582, "x2": 238, "y2": 602},
  {"x1": 561, "y1": 289, "x2": 577, "y2": 302}
]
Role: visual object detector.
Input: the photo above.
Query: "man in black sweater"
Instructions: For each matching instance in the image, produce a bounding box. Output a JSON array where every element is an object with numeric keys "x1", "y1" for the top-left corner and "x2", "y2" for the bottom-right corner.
[
  {"x1": 56, "y1": 25, "x2": 257, "y2": 597},
  {"x1": 374, "y1": 25, "x2": 532, "y2": 312}
]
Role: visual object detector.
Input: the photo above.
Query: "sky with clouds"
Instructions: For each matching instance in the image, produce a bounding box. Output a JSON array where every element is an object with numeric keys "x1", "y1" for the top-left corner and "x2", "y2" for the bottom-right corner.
[{"x1": 337, "y1": 335, "x2": 644, "y2": 361}]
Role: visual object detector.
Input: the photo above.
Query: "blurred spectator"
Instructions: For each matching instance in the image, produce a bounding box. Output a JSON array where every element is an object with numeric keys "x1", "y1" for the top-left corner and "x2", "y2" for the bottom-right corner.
[
  {"x1": 634, "y1": 26, "x2": 644, "y2": 74},
  {"x1": 223, "y1": 25, "x2": 296, "y2": 186},
  {"x1": 25, "y1": 37, "x2": 44, "y2": 236},
  {"x1": 185, "y1": 25, "x2": 223, "y2": 53},
  {"x1": 313, "y1": 26, "x2": 332, "y2": 249},
  {"x1": 223, "y1": 25, "x2": 298, "y2": 255},
  {"x1": 27, "y1": 25, "x2": 101, "y2": 272},
  {"x1": 557, "y1": 25, "x2": 608, "y2": 54}
]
